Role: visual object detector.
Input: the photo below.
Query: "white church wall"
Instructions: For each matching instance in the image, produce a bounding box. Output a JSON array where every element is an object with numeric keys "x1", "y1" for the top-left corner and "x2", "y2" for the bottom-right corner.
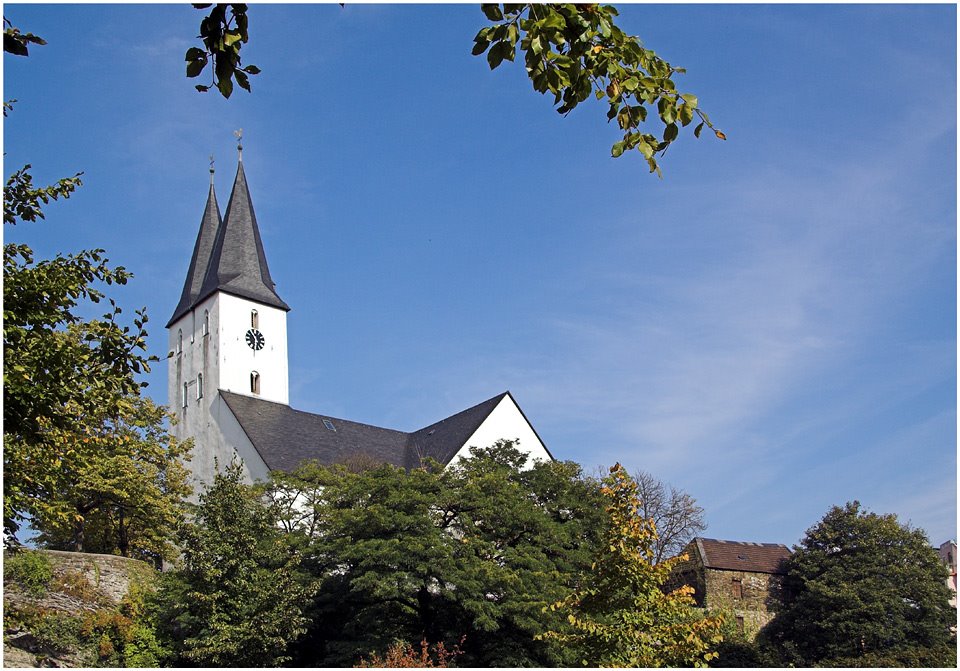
[
  {"x1": 213, "y1": 395, "x2": 271, "y2": 485},
  {"x1": 446, "y1": 394, "x2": 552, "y2": 468},
  {"x1": 217, "y1": 293, "x2": 289, "y2": 405},
  {"x1": 169, "y1": 291, "x2": 280, "y2": 497},
  {"x1": 169, "y1": 293, "x2": 221, "y2": 497}
]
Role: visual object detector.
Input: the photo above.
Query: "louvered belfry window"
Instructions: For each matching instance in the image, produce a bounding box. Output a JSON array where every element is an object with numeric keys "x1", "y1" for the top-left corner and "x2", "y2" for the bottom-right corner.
[{"x1": 251, "y1": 371, "x2": 260, "y2": 395}]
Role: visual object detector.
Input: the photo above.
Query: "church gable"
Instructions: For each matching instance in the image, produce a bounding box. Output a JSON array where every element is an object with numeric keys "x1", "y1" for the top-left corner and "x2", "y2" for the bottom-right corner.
[{"x1": 445, "y1": 392, "x2": 553, "y2": 467}]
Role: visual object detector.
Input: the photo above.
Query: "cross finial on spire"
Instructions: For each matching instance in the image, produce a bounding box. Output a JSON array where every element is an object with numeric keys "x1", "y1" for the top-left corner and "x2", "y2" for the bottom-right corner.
[
  {"x1": 209, "y1": 154, "x2": 215, "y2": 183},
  {"x1": 234, "y1": 128, "x2": 243, "y2": 161}
]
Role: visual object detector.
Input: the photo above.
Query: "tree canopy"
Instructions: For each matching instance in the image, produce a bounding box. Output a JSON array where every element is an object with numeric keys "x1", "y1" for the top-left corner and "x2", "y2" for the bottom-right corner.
[
  {"x1": 269, "y1": 441, "x2": 608, "y2": 667},
  {"x1": 760, "y1": 501, "x2": 956, "y2": 667},
  {"x1": 3, "y1": 170, "x2": 156, "y2": 538},
  {"x1": 32, "y1": 396, "x2": 192, "y2": 566},
  {"x1": 155, "y1": 463, "x2": 313, "y2": 667}
]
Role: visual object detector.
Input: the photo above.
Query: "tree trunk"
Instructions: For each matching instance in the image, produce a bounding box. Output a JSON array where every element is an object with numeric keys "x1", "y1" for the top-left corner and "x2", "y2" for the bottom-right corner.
[
  {"x1": 117, "y1": 507, "x2": 129, "y2": 557},
  {"x1": 417, "y1": 583, "x2": 433, "y2": 640},
  {"x1": 73, "y1": 515, "x2": 85, "y2": 553}
]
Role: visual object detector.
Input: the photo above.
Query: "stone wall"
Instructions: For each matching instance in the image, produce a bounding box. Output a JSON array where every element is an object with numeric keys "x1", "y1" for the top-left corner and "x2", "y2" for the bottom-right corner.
[
  {"x1": 702, "y1": 567, "x2": 785, "y2": 636},
  {"x1": 669, "y1": 548, "x2": 785, "y2": 640},
  {"x1": 4, "y1": 549, "x2": 158, "y2": 667},
  {"x1": 34, "y1": 549, "x2": 156, "y2": 604}
]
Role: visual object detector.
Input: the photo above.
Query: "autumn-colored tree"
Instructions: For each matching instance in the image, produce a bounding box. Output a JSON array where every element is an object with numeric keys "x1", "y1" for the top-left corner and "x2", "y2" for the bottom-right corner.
[{"x1": 539, "y1": 463, "x2": 723, "y2": 667}]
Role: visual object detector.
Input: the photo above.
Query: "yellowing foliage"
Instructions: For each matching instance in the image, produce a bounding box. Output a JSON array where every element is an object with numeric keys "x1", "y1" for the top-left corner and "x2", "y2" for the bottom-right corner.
[{"x1": 539, "y1": 463, "x2": 722, "y2": 667}]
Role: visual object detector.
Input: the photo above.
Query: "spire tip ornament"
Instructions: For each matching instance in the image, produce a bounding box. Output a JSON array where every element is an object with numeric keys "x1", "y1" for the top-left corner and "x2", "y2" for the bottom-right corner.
[{"x1": 234, "y1": 128, "x2": 243, "y2": 161}]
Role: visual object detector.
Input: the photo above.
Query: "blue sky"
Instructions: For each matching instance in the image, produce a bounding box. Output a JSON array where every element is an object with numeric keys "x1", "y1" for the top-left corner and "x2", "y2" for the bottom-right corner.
[{"x1": 4, "y1": 3, "x2": 956, "y2": 547}]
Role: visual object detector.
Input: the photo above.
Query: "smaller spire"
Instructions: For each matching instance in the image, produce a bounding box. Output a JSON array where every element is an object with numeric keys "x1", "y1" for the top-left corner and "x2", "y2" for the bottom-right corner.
[{"x1": 234, "y1": 128, "x2": 243, "y2": 162}]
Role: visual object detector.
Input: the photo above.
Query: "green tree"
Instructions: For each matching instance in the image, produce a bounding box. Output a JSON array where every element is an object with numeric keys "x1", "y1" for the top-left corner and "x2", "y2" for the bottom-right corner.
[
  {"x1": 155, "y1": 463, "x2": 313, "y2": 667},
  {"x1": 539, "y1": 463, "x2": 723, "y2": 667},
  {"x1": 3, "y1": 172, "x2": 154, "y2": 538},
  {"x1": 31, "y1": 396, "x2": 192, "y2": 566},
  {"x1": 760, "y1": 501, "x2": 956, "y2": 667},
  {"x1": 268, "y1": 442, "x2": 607, "y2": 667}
]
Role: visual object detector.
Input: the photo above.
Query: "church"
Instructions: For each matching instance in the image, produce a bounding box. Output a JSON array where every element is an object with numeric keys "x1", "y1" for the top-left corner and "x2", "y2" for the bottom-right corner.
[{"x1": 166, "y1": 150, "x2": 553, "y2": 493}]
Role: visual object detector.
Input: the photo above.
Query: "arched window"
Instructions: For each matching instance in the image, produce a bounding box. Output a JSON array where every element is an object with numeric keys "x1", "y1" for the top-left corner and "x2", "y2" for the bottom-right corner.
[
  {"x1": 181, "y1": 382, "x2": 188, "y2": 408},
  {"x1": 197, "y1": 373, "x2": 203, "y2": 400},
  {"x1": 250, "y1": 309, "x2": 259, "y2": 329},
  {"x1": 177, "y1": 329, "x2": 183, "y2": 354},
  {"x1": 202, "y1": 310, "x2": 209, "y2": 336},
  {"x1": 250, "y1": 371, "x2": 260, "y2": 395}
]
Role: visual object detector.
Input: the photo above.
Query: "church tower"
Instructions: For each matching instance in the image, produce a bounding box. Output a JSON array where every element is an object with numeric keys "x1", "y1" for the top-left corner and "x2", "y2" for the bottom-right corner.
[{"x1": 167, "y1": 149, "x2": 290, "y2": 492}]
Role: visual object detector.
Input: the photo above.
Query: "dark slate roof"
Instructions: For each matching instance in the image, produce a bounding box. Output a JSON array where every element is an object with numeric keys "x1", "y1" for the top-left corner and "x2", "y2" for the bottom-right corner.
[
  {"x1": 221, "y1": 391, "x2": 410, "y2": 471},
  {"x1": 220, "y1": 390, "x2": 522, "y2": 472},
  {"x1": 167, "y1": 180, "x2": 221, "y2": 327},
  {"x1": 694, "y1": 538, "x2": 791, "y2": 575},
  {"x1": 195, "y1": 161, "x2": 290, "y2": 311}
]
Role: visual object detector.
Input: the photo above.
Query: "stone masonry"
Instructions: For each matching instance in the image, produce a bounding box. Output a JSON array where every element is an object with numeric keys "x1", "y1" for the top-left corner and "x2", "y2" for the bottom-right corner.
[{"x1": 672, "y1": 537, "x2": 791, "y2": 640}]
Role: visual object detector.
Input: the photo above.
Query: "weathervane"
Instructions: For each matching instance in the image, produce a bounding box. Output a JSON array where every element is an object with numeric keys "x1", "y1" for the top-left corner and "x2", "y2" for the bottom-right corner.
[
  {"x1": 234, "y1": 128, "x2": 243, "y2": 161},
  {"x1": 209, "y1": 153, "x2": 215, "y2": 183}
]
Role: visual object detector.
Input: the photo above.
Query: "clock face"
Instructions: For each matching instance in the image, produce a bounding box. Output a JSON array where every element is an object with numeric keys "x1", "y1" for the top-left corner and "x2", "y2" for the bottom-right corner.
[{"x1": 245, "y1": 328, "x2": 265, "y2": 351}]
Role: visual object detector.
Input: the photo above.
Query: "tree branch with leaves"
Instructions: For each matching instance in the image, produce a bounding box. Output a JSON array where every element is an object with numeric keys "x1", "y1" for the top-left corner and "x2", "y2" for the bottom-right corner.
[
  {"x1": 185, "y1": 3, "x2": 260, "y2": 98},
  {"x1": 473, "y1": 3, "x2": 724, "y2": 174}
]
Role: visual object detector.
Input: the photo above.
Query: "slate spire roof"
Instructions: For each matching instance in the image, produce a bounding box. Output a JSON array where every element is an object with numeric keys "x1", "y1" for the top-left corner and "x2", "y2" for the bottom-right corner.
[
  {"x1": 167, "y1": 176, "x2": 222, "y2": 327},
  {"x1": 195, "y1": 159, "x2": 290, "y2": 311}
]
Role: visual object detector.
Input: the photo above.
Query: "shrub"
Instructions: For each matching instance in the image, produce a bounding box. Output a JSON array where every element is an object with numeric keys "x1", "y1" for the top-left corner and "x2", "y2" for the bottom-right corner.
[
  {"x1": 355, "y1": 638, "x2": 465, "y2": 668},
  {"x1": 4, "y1": 550, "x2": 53, "y2": 596},
  {"x1": 54, "y1": 568, "x2": 100, "y2": 601},
  {"x1": 30, "y1": 612, "x2": 83, "y2": 655}
]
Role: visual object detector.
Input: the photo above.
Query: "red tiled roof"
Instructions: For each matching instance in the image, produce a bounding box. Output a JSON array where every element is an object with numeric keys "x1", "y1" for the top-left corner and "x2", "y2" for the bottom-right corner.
[{"x1": 695, "y1": 537, "x2": 791, "y2": 575}]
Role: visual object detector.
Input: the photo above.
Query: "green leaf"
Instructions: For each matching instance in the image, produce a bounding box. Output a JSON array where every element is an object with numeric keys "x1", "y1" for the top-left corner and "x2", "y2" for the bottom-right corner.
[
  {"x1": 694, "y1": 122, "x2": 704, "y2": 138},
  {"x1": 216, "y1": 73, "x2": 233, "y2": 98},
  {"x1": 186, "y1": 57, "x2": 207, "y2": 79},
  {"x1": 234, "y1": 70, "x2": 250, "y2": 92},
  {"x1": 487, "y1": 42, "x2": 505, "y2": 69},
  {"x1": 663, "y1": 123, "x2": 678, "y2": 142},
  {"x1": 611, "y1": 141, "x2": 625, "y2": 158},
  {"x1": 481, "y1": 3, "x2": 503, "y2": 21},
  {"x1": 680, "y1": 93, "x2": 698, "y2": 109}
]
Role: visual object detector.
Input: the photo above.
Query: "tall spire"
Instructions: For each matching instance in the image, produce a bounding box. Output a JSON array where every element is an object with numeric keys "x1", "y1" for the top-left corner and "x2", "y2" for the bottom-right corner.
[
  {"x1": 195, "y1": 159, "x2": 290, "y2": 311},
  {"x1": 167, "y1": 173, "x2": 222, "y2": 327}
]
